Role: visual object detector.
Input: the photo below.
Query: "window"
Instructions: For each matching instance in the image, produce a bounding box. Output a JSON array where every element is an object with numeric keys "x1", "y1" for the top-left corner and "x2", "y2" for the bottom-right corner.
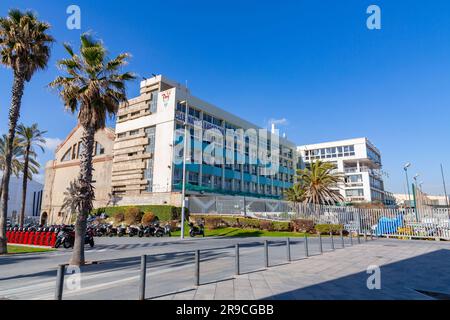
[
  {"x1": 95, "y1": 142, "x2": 105, "y2": 156},
  {"x1": 118, "y1": 133, "x2": 126, "y2": 139},
  {"x1": 346, "y1": 189, "x2": 364, "y2": 197},
  {"x1": 188, "y1": 107, "x2": 200, "y2": 119},
  {"x1": 129, "y1": 129, "x2": 139, "y2": 136},
  {"x1": 118, "y1": 115, "x2": 128, "y2": 120},
  {"x1": 131, "y1": 111, "x2": 140, "y2": 117},
  {"x1": 61, "y1": 148, "x2": 72, "y2": 162}
]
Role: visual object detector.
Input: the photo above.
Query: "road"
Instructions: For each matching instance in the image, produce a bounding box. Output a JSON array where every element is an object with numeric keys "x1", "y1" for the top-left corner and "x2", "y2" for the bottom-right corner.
[{"x1": 0, "y1": 235, "x2": 330, "y2": 300}]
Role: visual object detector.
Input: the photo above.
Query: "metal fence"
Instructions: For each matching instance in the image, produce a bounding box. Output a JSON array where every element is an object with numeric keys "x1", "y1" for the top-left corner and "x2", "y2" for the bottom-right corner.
[{"x1": 188, "y1": 196, "x2": 450, "y2": 241}]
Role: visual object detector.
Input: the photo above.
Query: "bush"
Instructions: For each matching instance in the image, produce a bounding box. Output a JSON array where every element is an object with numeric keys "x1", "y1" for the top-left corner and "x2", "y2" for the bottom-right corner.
[
  {"x1": 114, "y1": 212, "x2": 125, "y2": 224},
  {"x1": 93, "y1": 205, "x2": 188, "y2": 222},
  {"x1": 204, "y1": 217, "x2": 223, "y2": 230},
  {"x1": 141, "y1": 212, "x2": 158, "y2": 226},
  {"x1": 260, "y1": 220, "x2": 275, "y2": 231},
  {"x1": 272, "y1": 221, "x2": 291, "y2": 232},
  {"x1": 291, "y1": 219, "x2": 315, "y2": 233},
  {"x1": 124, "y1": 207, "x2": 143, "y2": 225},
  {"x1": 315, "y1": 224, "x2": 343, "y2": 235}
]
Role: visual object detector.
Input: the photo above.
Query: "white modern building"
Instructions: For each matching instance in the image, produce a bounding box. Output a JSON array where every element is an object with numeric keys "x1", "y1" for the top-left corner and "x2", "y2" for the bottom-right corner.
[
  {"x1": 111, "y1": 75, "x2": 296, "y2": 206},
  {"x1": 0, "y1": 175, "x2": 43, "y2": 223},
  {"x1": 298, "y1": 138, "x2": 390, "y2": 204}
]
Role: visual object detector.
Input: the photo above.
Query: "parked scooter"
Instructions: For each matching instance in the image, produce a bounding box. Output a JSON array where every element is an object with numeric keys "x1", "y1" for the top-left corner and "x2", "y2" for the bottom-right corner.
[
  {"x1": 189, "y1": 222, "x2": 205, "y2": 237},
  {"x1": 143, "y1": 224, "x2": 156, "y2": 237},
  {"x1": 55, "y1": 225, "x2": 95, "y2": 249},
  {"x1": 127, "y1": 225, "x2": 144, "y2": 237}
]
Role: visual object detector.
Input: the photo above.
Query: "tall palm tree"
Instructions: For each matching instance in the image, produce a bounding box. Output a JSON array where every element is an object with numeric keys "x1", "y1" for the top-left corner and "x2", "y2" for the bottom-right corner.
[
  {"x1": 0, "y1": 9, "x2": 53, "y2": 254},
  {"x1": 0, "y1": 135, "x2": 24, "y2": 199},
  {"x1": 296, "y1": 160, "x2": 344, "y2": 205},
  {"x1": 16, "y1": 124, "x2": 46, "y2": 227},
  {"x1": 49, "y1": 33, "x2": 135, "y2": 265}
]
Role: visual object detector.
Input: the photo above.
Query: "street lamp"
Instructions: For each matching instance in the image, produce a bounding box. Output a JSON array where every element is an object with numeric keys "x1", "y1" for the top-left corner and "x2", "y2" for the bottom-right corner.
[
  {"x1": 404, "y1": 163, "x2": 412, "y2": 209},
  {"x1": 179, "y1": 99, "x2": 189, "y2": 240}
]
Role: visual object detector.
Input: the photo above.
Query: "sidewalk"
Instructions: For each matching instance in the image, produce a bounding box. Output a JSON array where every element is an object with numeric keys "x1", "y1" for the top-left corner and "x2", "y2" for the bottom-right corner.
[{"x1": 155, "y1": 239, "x2": 450, "y2": 300}]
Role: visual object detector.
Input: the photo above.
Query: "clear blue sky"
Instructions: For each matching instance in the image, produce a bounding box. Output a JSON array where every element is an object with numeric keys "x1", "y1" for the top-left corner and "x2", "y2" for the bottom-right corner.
[{"x1": 1, "y1": 0, "x2": 449, "y2": 195}]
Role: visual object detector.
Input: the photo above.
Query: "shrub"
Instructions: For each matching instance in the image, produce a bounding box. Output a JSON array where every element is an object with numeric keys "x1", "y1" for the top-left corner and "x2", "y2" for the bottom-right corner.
[
  {"x1": 204, "y1": 217, "x2": 223, "y2": 230},
  {"x1": 114, "y1": 212, "x2": 125, "y2": 224},
  {"x1": 291, "y1": 219, "x2": 315, "y2": 233},
  {"x1": 272, "y1": 221, "x2": 291, "y2": 232},
  {"x1": 315, "y1": 224, "x2": 343, "y2": 235},
  {"x1": 93, "y1": 205, "x2": 187, "y2": 222},
  {"x1": 260, "y1": 220, "x2": 275, "y2": 231},
  {"x1": 124, "y1": 207, "x2": 143, "y2": 225},
  {"x1": 141, "y1": 212, "x2": 158, "y2": 226}
]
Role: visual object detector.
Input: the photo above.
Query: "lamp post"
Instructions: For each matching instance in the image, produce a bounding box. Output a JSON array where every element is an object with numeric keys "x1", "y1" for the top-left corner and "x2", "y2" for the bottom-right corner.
[
  {"x1": 180, "y1": 96, "x2": 189, "y2": 240},
  {"x1": 404, "y1": 163, "x2": 412, "y2": 209},
  {"x1": 441, "y1": 164, "x2": 449, "y2": 209}
]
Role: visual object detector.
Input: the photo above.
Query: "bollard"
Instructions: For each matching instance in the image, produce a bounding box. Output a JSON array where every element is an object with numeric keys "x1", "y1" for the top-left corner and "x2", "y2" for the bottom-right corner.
[
  {"x1": 341, "y1": 231, "x2": 345, "y2": 248},
  {"x1": 357, "y1": 233, "x2": 361, "y2": 244},
  {"x1": 195, "y1": 250, "x2": 200, "y2": 286},
  {"x1": 364, "y1": 233, "x2": 367, "y2": 242},
  {"x1": 264, "y1": 240, "x2": 269, "y2": 268},
  {"x1": 350, "y1": 232, "x2": 353, "y2": 246},
  {"x1": 319, "y1": 234, "x2": 323, "y2": 254},
  {"x1": 304, "y1": 235, "x2": 309, "y2": 257},
  {"x1": 286, "y1": 238, "x2": 291, "y2": 262},
  {"x1": 55, "y1": 264, "x2": 66, "y2": 300},
  {"x1": 235, "y1": 244, "x2": 240, "y2": 275},
  {"x1": 139, "y1": 255, "x2": 147, "y2": 300},
  {"x1": 330, "y1": 232, "x2": 335, "y2": 250}
]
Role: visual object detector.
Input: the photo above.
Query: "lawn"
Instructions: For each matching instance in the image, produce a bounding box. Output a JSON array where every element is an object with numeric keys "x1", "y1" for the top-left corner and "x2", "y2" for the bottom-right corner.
[
  {"x1": 4, "y1": 245, "x2": 55, "y2": 255},
  {"x1": 171, "y1": 226, "x2": 310, "y2": 238}
]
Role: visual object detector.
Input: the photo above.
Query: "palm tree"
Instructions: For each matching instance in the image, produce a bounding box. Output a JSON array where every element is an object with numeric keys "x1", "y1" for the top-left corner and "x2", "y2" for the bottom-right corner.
[
  {"x1": 0, "y1": 135, "x2": 24, "y2": 199},
  {"x1": 61, "y1": 180, "x2": 84, "y2": 225},
  {"x1": 0, "y1": 9, "x2": 53, "y2": 254},
  {"x1": 16, "y1": 124, "x2": 46, "y2": 227},
  {"x1": 284, "y1": 183, "x2": 306, "y2": 203},
  {"x1": 296, "y1": 160, "x2": 344, "y2": 205},
  {"x1": 49, "y1": 33, "x2": 135, "y2": 265}
]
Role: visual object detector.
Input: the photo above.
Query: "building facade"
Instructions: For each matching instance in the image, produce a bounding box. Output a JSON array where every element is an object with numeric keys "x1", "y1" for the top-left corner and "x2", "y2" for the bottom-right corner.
[
  {"x1": 112, "y1": 75, "x2": 296, "y2": 206},
  {"x1": 41, "y1": 125, "x2": 115, "y2": 224},
  {"x1": 298, "y1": 138, "x2": 389, "y2": 204},
  {"x1": 1, "y1": 175, "x2": 43, "y2": 223}
]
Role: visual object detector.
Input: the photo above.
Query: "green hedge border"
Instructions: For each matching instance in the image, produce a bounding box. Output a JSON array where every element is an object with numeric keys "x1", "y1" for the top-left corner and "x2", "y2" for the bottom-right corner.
[{"x1": 93, "y1": 205, "x2": 188, "y2": 222}]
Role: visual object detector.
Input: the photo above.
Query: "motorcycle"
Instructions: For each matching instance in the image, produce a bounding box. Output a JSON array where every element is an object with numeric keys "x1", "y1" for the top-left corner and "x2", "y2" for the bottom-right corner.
[
  {"x1": 127, "y1": 225, "x2": 144, "y2": 237},
  {"x1": 143, "y1": 224, "x2": 156, "y2": 237},
  {"x1": 117, "y1": 225, "x2": 127, "y2": 237},
  {"x1": 55, "y1": 226, "x2": 95, "y2": 249},
  {"x1": 189, "y1": 222, "x2": 205, "y2": 238},
  {"x1": 154, "y1": 223, "x2": 171, "y2": 237}
]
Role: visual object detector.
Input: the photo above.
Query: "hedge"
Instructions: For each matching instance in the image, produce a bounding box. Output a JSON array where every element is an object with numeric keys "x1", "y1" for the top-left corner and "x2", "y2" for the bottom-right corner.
[
  {"x1": 93, "y1": 205, "x2": 188, "y2": 222},
  {"x1": 192, "y1": 215, "x2": 291, "y2": 232},
  {"x1": 314, "y1": 224, "x2": 344, "y2": 235}
]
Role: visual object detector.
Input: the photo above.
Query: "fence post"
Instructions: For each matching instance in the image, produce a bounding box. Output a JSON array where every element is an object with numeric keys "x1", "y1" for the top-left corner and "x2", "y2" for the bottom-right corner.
[
  {"x1": 350, "y1": 232, "x2": 353, "y2": 246},
  {"x1": 235, "y1": 244, "x2": 240, "y2": 275},
  {"x1": 330, "y1": 232, "x2": 335, "y2": 250},
  {"x1": 357, "y1": 233, "x2": 361, "y2": 244},
  {"x1": 54, "y1": 264, "x2": 66, "y2": 300},
  {"x1": 264, "y1": 240, "x2": 269, "y2": 268},
  {"x1": 370, "y1": 231, "x2": 374, "y2": 241},
  {"x1": 139, "y1": 255, "x2": 147, "y2": 300},
  {"x1": 304, "y1": 235, "x2": 309, "y2": 257},
  {"x1": 340, "y1": 230, "x2": 345, "y2": 248},
  {"x1": 286, "y1": 238, "x2": 291, "y2": 262},
  {"x1": 364, "y1": 232, "x2": 367, "y2": 242},
  {"x1": 319, "y1": 233, "x2": 323, "y2": 254},
  {"x1": 195, "y1": 250, "x2": 200, "y2": 286}
]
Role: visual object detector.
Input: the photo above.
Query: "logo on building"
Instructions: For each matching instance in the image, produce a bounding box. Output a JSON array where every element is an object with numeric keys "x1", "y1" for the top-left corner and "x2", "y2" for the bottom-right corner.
[{"x1": 162, "y1": 90, "x2": 172, "y2": 108}]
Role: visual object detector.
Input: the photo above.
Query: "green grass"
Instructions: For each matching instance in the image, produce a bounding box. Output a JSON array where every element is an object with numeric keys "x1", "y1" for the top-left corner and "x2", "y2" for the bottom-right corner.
[
  {"x1": 5, "y1": 245, "x2": 55, "y2": 255},
  {"x1": 171, "y1": 226, "x2": 310, "y2": 238}
]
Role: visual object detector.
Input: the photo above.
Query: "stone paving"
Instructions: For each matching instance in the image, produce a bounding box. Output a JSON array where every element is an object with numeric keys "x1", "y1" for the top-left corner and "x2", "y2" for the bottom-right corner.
[{"x1": 156, "y1": 239, "x2": 450, "y2": 300}]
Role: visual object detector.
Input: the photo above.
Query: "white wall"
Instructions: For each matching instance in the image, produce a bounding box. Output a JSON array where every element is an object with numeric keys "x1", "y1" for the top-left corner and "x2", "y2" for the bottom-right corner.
[{"x1": 0, "y1": 175, "x2": 43, "y2": 218}]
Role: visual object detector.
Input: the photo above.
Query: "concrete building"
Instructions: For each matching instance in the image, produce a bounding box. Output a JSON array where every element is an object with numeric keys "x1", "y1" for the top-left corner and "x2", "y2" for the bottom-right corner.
[
  {"x1": 41, "y1": 125, "x2": 115, "y2": 224},
  {"x1": 394, "y1": 193, "x2": 450, "y2": 208},
  {"x1": 0, "y1": 175, "x2": 42, "y2": 224},
  {"x1": 298, "y1": 138, "x2": 389, "y2": 204},
  {"x1": 112, "y1": 75, "x2": 296, "y2": 206}
]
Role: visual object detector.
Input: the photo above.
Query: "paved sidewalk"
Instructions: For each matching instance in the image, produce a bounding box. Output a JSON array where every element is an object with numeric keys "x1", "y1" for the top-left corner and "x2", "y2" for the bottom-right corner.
[{"x1": 156, "y1": 239, "x2": 450, "y2": 300}]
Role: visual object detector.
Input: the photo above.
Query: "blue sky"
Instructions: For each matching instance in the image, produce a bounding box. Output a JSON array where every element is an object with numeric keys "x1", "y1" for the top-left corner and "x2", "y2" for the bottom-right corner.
[{"x1": 0, "y1": 0, "x2": 449, "y2": 195}]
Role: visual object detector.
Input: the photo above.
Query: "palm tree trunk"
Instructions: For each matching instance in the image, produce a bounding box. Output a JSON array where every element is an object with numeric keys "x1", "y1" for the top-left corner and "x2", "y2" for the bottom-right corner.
[
  {"x1": 19, "y1": 147, "x2": 30, "y2": 227},
  {"x1": 0, "y1": 72, "x2": 25, "y2": 255},
  {"x1": 70, "y1": 126, "x2": 95, "y2": 266}
]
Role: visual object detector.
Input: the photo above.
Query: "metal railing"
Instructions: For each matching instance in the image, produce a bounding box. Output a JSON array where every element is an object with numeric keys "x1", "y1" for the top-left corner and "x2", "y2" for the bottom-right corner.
[{"x1": 53, "y1": 232, "x2": 375, "y2": 300}]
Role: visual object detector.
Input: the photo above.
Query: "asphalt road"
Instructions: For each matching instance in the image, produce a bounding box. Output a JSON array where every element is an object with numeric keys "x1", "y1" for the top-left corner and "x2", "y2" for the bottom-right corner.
[{"x1": 0, "y1": 235, "x2": 344, "y2": 300}]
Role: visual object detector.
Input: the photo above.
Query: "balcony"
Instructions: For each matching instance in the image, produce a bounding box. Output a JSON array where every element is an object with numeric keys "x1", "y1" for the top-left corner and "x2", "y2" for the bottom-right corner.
[{"x1": 344, "y1": 166, "x2": 382, "y2": 178}]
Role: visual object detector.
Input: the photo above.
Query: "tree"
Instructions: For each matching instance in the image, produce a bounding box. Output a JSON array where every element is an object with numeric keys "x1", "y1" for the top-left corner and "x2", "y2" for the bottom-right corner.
[
  {"x1": 0, "y1": 9, "x2": 54, "y2": 254},
  {"x1": 49, "y1": 33, "x2": 135, "y2": 265},
  {"x1": 61, "y1": 180, "x2": 84, "y2": 225},
  {"x1": 296, "y1": 160, "x2": 344, "y2": 205},
  {"x1": 284, "y1": 182, "x2": 306, "y2": 203},
  {"x1": 0, "y1": 135, "x2": 24, "y2": 199},
  {"x1": 16, "y1": 123, "x2": 46, "y2": 227}
]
